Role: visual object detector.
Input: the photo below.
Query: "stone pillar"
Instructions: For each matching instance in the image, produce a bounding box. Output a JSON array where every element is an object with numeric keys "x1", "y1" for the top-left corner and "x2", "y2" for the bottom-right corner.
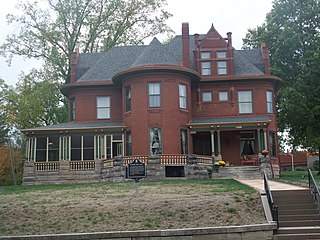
[
  {"x1": 147, "y1": 155, "x2": 164, "y2": 179},
  {"x1": 113, "y1": 156, "x2": 125, "y2": 182},
  {"x1": 22, "y1": 161, "x2": 35, "y2": 185}
]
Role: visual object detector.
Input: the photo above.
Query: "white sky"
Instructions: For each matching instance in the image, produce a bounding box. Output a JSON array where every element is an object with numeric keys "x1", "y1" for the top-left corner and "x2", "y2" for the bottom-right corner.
[{"x1": 0, "y1": 0, "x2": 273, "y2": 86}]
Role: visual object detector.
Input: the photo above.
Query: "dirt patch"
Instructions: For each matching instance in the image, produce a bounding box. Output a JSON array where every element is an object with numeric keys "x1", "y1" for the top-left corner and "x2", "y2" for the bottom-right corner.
[{"x1": 0, "y1": 180, "x2": 266, "y2": 236}]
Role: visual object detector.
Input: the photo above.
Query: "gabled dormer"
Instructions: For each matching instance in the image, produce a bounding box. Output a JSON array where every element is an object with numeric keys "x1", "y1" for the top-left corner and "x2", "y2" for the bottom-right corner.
[{"x1": 192, "y1": 24, "x2": 234, "y2": 78}]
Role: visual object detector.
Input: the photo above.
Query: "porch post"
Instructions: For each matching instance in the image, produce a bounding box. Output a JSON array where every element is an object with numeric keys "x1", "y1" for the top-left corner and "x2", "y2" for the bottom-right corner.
[
  {"x1": 217, "y1": 130, "x2": 221, "y2": 158},
  {"x1": 210, "y1": 130, "x2": 215, "y2": 157},
  {"x1": 257, "y1": 129, "x2": 261, "y2": 152},
  {"x1": 263, "y1": 129, "x2": 268, "y2": 150}
]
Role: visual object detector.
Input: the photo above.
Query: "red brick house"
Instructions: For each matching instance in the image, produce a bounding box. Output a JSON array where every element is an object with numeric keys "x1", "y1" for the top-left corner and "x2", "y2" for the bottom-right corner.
[{"x1": 22, "y1": 23, "x2": 281, "y2": 183}]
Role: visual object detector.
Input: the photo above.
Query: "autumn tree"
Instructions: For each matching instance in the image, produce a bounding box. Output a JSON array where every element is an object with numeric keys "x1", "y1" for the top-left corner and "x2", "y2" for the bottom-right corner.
[
  {"x1": 242, "y1": 0, "x2": 320, "y2": 152},
  {"x1": 4, "y1": 70, "x2": 68, "y2": 129},
  {"x1": 0, "y1": 0, "x2": 173, "y2": 83},
  {"x1": 0, "y1": 79, "x2": 9, "y2": 146}
]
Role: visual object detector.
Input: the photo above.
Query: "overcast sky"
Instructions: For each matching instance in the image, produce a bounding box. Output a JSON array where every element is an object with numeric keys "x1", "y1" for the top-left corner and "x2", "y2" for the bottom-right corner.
[{"x1": 0, "y1": 0, "x2": 273, "y2": 86}]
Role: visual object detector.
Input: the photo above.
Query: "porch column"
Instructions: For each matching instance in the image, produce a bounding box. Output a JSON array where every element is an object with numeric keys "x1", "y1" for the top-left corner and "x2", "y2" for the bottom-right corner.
[
  {"x1": 263, "y1": 129, "x2": 268, "y2": 150},
  {"x1": 217, "y1": 130, "x2": 221, "y2": 158},
  {"x1": 210, "y1": 130, "x2": 215, "y2": 157},
  {"x1": 257, "y1": 129, "x2": 261, "y2": 152}
]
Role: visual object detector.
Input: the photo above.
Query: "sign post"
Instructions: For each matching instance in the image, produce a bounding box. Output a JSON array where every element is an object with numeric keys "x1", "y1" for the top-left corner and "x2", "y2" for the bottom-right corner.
[{"x1": 128, "y1": 159, "x2": 146, "y2": 196}]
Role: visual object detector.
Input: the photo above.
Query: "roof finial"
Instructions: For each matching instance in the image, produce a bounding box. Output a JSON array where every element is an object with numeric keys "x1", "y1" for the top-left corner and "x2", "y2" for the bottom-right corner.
[{"x1": 209, "y1": 23, "x2": 216, "y2": 32}]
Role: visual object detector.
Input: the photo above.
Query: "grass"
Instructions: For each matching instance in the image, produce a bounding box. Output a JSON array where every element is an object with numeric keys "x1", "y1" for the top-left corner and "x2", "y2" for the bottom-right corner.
[
  {"x1": 273, "y1": 170, "x2": 320, "y2": 187},
  {"x1": 0, "y1": 179, "x2": 265, "y2": 236}
]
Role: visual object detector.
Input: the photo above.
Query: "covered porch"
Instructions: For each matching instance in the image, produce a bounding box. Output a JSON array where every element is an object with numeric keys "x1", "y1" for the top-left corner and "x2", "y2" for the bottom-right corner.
[{"x1": 188, "y1": 116, "x2": 278, "y2": 166}]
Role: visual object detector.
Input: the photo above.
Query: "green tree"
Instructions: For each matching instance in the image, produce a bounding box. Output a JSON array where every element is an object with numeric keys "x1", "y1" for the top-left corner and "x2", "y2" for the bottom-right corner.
[
  {"x1": 4, "y1": 70, "x2": 68, "y2": 129},
  {"x1": 242, "y1": 0, "x2": 320, "y2": 152},
  {"x1": 0, "y1": 0, "x2": 172, "y2": 83},
  {"x1": 0, "y1": 79, "x2": 9, "y2": 146}
]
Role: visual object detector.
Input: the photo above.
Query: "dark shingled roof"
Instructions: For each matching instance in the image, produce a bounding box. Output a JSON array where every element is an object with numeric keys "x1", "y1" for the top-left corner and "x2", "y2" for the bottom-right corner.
[
  {"x1": 23, "y1": 121, "x2": 124, "y2": 131},
  {"x1": 234, "y1": 50, "x2": 265, "y2": 75},
  {"x1": 192, "y1": 116, "x2": 270, "y2": 124},
  {"x1": 76, "y1": 34, "x2": 266, "y2": 82},
  {"x1": 132, "y1": 38, "x2": 179, "y2": 67},
  {"x1": 78, "y1": 46, "x2": 146, "y2": 81}
]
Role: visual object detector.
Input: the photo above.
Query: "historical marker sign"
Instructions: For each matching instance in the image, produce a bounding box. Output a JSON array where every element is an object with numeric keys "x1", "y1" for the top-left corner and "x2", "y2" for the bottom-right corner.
[{"x1": 128, "y1": 159, "x2": 146, "y2": 179}]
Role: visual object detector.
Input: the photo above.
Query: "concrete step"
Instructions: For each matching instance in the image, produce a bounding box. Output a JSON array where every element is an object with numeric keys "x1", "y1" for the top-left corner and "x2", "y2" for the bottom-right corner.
[
  {"x1": 279, "y1": 209, "x2": 320, "y2": 215},
  {"x1": 275, "y1": 202, "x2": 318, "y2": 210},
  {"x1": 276, "y1": 227, "x2": 320, "y2": 234},
  {"x1": 279, "y1": 219, "x2": 320, "y2": 227},
  {"x1": 272, "y1": 189, "x2": 312, "y2": 197},
  {"x1": 273, "y1": 232, "x2": 320, "y2": 240},
  {"x1": 279, "y1": 214, "x2": 320, "y2": 221}
]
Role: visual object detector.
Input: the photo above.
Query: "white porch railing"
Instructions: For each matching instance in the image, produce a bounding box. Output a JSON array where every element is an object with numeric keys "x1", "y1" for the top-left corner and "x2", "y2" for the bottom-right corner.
[
  {"x1": 69, "y1": 161, "x2": 95, "y2": 171},
  {"x1": 160, "y1": 154, "x2": 187, "y2": 165},
  {"x1": 123, "y1": 156, "x2": 149, "y2": 165},
  {"x1": 34, "y1": 162, "x2": 60, "y2": 172}
]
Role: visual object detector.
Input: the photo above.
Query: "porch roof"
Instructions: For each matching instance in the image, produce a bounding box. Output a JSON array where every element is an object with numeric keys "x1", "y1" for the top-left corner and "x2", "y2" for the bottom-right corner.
[
  {"x1": 188, "y1": 116, "x2": 271, "y2": 130},
  {"x1": 22, "y1": 121, "x2": 125, "y2": 135}
]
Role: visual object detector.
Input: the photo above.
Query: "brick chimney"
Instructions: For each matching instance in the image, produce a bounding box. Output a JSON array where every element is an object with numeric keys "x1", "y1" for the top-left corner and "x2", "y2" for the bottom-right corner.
[
  {"x1": 182, "y1": 22, "x2": 190, "y2": 68},
  {"x1": 226, "y1": 32, "x2": 232, "y2": 48},
  {"x1": 70, "y1": 47, "x2": 79, "y2": 83},
  {"x1": 226, "y1": 32, "x2": 234, "y2": 75},
  {"x1": 261, "y1": 43, "x2": 270, "y2": 75}
]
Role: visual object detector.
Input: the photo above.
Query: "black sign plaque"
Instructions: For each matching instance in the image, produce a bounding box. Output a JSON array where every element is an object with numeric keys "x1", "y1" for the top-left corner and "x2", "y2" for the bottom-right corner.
[{"x1": 128, "y1": 159, "x2": 146, "y2": 179}]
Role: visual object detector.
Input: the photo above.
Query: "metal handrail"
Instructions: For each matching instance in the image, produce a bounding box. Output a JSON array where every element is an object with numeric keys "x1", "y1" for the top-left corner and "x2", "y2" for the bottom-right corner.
[
  {"x1": 308, "y1": 169, "x2": 320, "y2": 207},
  {"x1": 263, "y1": 171, "x2": 279, "y2": 228}
]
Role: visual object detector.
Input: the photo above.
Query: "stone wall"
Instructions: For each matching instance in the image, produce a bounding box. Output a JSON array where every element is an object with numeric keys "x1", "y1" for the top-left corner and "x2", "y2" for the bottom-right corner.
[
  {"x1": 23, "y1": 156, "x2": 212, "y2": 185},
  {"x1": 0, "y1": 223, "x2": 276, "y2": 240}
]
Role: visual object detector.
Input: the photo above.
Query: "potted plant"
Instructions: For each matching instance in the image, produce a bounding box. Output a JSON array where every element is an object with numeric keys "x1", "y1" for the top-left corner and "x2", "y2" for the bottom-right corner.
[{"x1": 207, "y1": 168, "x2": 213, "y2": 179}]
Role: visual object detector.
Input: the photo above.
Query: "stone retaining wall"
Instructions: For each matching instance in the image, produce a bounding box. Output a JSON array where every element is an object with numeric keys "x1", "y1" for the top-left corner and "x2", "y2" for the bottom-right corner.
[
  {"x1": 0, "y1": 223, "x2": 276, "y2": 240},
  {"x1": 23, "y1": 156, "x2": 210, "y2": 185}
]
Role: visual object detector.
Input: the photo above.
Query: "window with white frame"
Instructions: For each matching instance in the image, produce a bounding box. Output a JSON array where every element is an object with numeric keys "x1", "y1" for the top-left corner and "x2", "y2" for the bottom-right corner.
[
  {"x1": 59, "y1": 136, "x2": 70, "y2": 161},
  {"x1": 97, "y1": 96, "x2": 110, "y2": 119},
  {"x1": 219, "y1": 91, "x2": 228, "y2": 101},
  {"x1": 26, "y1": 138, "x2": 36, "y2": 161},
  {"x1": 201, "y1": 62, "x2": 211, "y2": 75},
  {"x1": 217, "y1": 51, "x2": 226, "y2": 58},
  {"x1": 217, "y1": 61, "x2": 227, "y2": 75},
  {"x1": 150, "y1": 128, "x2": 162, "y2": 155},
  {"x1": 125, "y1": 131, "x2": 132, "y2": 156},
  {"x1": 148, "y1": 83, "x2": 161, "y2": 108},
  {"x1": 266, "y1": 91, "x2": 273, "y2": 114},
  {"x1": 180, "y1": 129, "x2": 188, "y2": 154},
  {"x1": 179, "y1": 84, "x2": 187, "y2": 109},
  {"x1": 238, "y1": 91, "x2": 253, "y2": 114},
  {"x1": 70, "y1": 98, "x2": 76, "y2": 121},
  {"x1": 202, "y1": 92, "x2": 212, "y2": 102},
  {"x1": 125, "y1": 86, "x2": 131, "y2": 112},
  {"x1": 95, "y1": 135, "x2": 106, "y2": 160},
  {"x1": 200, "y1": 52, "x2": 210, "y2": 59}
]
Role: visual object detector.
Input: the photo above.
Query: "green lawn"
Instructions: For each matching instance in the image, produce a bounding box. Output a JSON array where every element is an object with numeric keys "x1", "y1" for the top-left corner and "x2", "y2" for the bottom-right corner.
[
  {"x1": 0, "y1": 179, "x2": 265, "y2": 236},
  {"x1": 274, "y1": 170, "x2": 320, "y2": 187}
]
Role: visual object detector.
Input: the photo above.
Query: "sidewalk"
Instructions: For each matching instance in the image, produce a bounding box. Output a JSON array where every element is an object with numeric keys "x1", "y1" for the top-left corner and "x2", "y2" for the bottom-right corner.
[{"x1": 238, "y1": 179, "x2": 307, "y2": 191}]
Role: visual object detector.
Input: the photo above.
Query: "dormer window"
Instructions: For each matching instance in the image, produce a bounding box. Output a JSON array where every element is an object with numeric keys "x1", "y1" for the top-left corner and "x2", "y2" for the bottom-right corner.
[
  {"x1": 217, "y1": 51, "x2": 227, "y2": 58},
  {"x1": 201, "y1": 62, "x2": 211, "y2": 75},
  {"x1": 200, "y1": 52, "x2": 210, "y2": 59},
  {"x1": 217, "y1": 61, "x2": 227, "y2": 75}
]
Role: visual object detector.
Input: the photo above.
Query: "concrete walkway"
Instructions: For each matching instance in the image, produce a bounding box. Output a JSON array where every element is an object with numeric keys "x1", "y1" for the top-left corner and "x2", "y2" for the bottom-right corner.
[{"x1": 238, "y1": 179, "x2": 307, "y2": 191}]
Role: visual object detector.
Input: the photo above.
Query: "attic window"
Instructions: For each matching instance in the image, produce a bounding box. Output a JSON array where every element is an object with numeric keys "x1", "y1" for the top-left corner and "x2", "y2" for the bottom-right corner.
[
  {"x1": 200, "y1": 52, "x2": 210, "y2": 59},
  {"x1": 217, "y1": 51, "x2": 226, "y2": 58},
  {"x1": 217, "y1": 61, "x2": 227, "y2": 75},
  {"x1": 201, "y1": 62, "x2": 211, "y2": 76}
]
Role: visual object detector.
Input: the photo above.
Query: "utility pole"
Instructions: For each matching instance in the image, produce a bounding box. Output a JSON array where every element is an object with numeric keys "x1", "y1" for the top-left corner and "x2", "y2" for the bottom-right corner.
[{"x1": 8, "y1": 140, "x2": 17, "y2": 185}]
